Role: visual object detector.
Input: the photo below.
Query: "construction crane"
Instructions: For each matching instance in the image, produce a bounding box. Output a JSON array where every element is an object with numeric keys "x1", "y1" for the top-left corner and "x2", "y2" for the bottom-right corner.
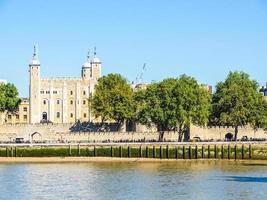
[{"x1": 135, "y1": 63, "x2": 146, "y2": 85}]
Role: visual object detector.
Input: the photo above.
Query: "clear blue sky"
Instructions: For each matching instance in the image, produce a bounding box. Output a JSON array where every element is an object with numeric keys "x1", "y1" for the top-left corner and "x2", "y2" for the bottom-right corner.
[{"x1": 0, "y1": 0, "x2": 267, "y2": 97}]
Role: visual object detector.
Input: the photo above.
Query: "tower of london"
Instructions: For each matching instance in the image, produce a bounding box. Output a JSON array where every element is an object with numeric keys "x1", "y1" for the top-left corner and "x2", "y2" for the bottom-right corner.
[{"x1": 29, "y1": 46, "x2": 101, "y2": 124}]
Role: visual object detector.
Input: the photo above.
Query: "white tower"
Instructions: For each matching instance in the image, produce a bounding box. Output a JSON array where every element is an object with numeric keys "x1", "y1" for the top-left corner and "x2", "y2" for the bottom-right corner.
[
  {"x1": 29, "y1": 45, "x2": 41, "y2": 124},
  {"x1": 91, "y1": 47, "x2": 102, "y2": 81}
]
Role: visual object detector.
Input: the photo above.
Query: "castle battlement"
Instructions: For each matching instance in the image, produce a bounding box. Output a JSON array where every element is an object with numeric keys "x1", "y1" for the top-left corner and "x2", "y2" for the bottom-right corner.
[{"x1": 41, "y1": 77, "x2": 82, "y2": 81}]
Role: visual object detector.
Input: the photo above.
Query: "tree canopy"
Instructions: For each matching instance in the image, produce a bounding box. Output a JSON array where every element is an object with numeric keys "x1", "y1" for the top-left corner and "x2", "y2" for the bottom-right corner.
[
  {"x1": 0, "y1": 83, "x2": 19, "y2": 112},
  {"x1": 211, "y1": 71, "x2": 267, "y2": 140},
  {"x1": 90, "y1": 73, "x2": 135, "y2": 129},
  {"x1": 173, "y1": 75, "x2": 211, "y2": 141},
  {"x1": 135, "y1": 78, "x2": 178, "y2": 140},
  {"x1": 135, "y1": 75, "x2": 211, "y2": 141}
]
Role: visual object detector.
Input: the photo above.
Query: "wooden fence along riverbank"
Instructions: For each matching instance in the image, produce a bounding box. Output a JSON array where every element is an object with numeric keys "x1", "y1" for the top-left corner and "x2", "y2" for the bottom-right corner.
[{"x1": 1, "y1": 142, "x2": 267, "y2": 160}]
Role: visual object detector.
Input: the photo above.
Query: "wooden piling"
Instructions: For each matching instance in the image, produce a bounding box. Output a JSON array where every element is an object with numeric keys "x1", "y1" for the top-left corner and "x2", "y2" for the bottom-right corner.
[
  {"x1": 195, "y1": 145, "x2": 198, "y2": 159},
  {"x1": 139, "y1": 146, "x2": 142, "y2": 158},
  {"x1": 78, "y1": 144, "x2": 80, "y2": 156},
  {"x1": 94, "y1": 146, "x2": 97, "y2": 157},
  {"x1": 146, "y1": 146, "x2": 149, "y2": 158},
  {"x1": 189, "y1": 146, "x2": 192, "y2": 159},
  {"x1": 153, "y1": 146, "x2": 156, "y2": 158},
  {"x1": 234, "y1": 144, "x2": 237, "y2": 160},
  {"x1": 166, "y1": 145, "x2": 169, "y2": 159},
  {"x1": 182, "y1": 146, "x2": 185, "y2": 159},
  {"x1": 249, "y1": 144, "x2": 252, "y2": 159},
  {"x1": 15, "y1": 147, "x2": 17, "y2": 157},
  {"x1": 241, "y1": 144, "x2": 244, "y2": 159},
  {"x1": 10, "y1": 147, "x2": 13, "y2": 157},
  {"x1": 221, "y1": 145, "x2": 224, "y2": 159},
  {"x1": 201, "y1": 145, "x2": 204, "y2": 159},
  {"x1": 119, "y1": 146, "x2": 122, "y2": 158},
  {"x1": 111, "y1": 146, "x2": 113, "y2": 157},
  {"x1": 214, "y1": 145, "x2": 217, "y2": 159},
  {"x1": 228, "y1": 145, "x2": 230, "y2": 159},
  {"x1": 6, "y1": 147, "x2": 8, "y2": 157},
  {"x1": 69, "y1": 145, "x2": 72, "y2": 156},
  {"x1": 160, "y1": 146, "x2": 163, "y2": 159},
  {"x1": 128, "y1": 146, "x2": 131, "y2": 158},
  {"x1": 208, "y1": 145, "x2": 210, "y2": 159}
]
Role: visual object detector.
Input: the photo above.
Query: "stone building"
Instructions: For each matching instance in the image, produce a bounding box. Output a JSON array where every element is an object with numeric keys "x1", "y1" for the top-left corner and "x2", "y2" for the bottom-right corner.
[
  {"x1": 259, "y1": 85, "x2": 267, "y2": 102},
  {"x1": 5, "y1": 98, "x2": 30, "y2": 124},
  {"x1": 29, "y1": 46, "x2": 101, "y2": 124}
]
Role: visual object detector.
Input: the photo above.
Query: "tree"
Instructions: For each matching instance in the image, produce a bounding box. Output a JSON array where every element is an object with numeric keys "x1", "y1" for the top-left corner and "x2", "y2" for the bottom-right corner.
[
  {"x1": 173, "y1": 75, "x2": 211, "y2": 141},
  {"x1": 211, "y1": 71, "x2": 267, "y2": 140},
  {"x1": 90, "y1": 73, "x2": 135, "y2": 130},
  {"x1": 0, "y1": 83, "x2": 19, "y2": 112},
  {"x1": 135, "y1": 78, "x2": 178, "y2": 141}
]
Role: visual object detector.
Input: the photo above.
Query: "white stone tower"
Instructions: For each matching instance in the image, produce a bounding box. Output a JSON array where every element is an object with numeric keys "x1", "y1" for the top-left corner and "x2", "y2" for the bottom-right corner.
[
  {"x1": 29, "y1": 45, "x2": 41, "y2": 124},
  {"x1": 91, "y1": 47, "x2": 102, "y2": 81}
]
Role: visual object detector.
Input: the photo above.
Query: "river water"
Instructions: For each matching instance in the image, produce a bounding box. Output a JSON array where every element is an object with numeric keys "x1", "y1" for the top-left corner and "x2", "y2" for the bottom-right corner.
[{"x1": 0, "y1": 160, "x2": 266, "y2": 200}]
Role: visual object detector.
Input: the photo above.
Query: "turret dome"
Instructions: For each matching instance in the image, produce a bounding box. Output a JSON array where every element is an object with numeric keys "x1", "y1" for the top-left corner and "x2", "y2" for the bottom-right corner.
[{"x1": 91, "y1": 57, "x2": 101, "y2": 63}]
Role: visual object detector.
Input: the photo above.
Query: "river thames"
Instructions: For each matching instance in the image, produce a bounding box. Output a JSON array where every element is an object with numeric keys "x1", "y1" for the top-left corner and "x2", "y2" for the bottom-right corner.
[{"x1": 0, "y1": 160, "x2": 266, "y2": 200}]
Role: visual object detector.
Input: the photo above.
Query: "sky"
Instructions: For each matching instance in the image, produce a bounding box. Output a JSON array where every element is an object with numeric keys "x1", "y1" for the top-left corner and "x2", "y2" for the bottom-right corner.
[{"x1": 0, "y1": 0, "x2": 267, "y2": 97}]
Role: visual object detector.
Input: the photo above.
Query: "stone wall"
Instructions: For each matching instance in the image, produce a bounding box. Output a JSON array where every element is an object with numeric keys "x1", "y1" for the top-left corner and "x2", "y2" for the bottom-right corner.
[
  {"x1": 0, "y1": 123, "x2": 266, "y2": 142},
  {"x1": 190, "y1": 126, "x2": 267, "y2": 140}
]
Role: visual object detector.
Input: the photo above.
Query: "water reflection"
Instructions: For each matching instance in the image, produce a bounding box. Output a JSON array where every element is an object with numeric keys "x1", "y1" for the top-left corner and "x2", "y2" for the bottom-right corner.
[
  {"x1": 0, "y1": 161, "x2": 266, "y2": 200},
  {"x1": 225, "y1": 176, "x2": 267, "y2": 183}
]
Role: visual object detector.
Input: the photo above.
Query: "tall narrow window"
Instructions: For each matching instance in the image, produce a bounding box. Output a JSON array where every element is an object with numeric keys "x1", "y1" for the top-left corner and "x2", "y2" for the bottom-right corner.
[
  {"x1": 56, "y1": 112, "x2": 60, "y2": 118},
  {"x1": 70, "y1": 113, "x2": 73, "y2": 118}
]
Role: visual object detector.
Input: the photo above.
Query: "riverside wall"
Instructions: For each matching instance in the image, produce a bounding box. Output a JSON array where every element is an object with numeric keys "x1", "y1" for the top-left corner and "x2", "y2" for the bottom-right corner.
[{"x1": 0, "y1": 124, "x2": 266, "y2": 142}]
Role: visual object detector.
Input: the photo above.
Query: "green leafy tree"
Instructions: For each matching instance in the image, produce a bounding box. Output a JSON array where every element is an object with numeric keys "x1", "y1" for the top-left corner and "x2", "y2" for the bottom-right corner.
[
  {"x1": 90, "y1": 73, "x2": 135, "y2": 130},
  {"x1": 0, "y1": 83, "x2": 19, "y2": 112},
  {"x1": 173, "y1": 75, "x2": 211, "y2": 141},
  {"x1": 135, "y1": 76, "x2": 211, "y2": 141},
  {"x1": 135, "y1": 78, "x2": 178, "y2": 141},
  {"x1": 211, "y1": 71, "x2": 267, "y2": 140}
]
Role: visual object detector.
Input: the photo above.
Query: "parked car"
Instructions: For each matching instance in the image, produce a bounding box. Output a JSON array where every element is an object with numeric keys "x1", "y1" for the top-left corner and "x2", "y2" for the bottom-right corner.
[
  {"x1": 192, "y1": 137, "x2": 201, "y2": 142},
  {"x1": 241, "y1": 136, "x2": 248, "y2": 141},
  {"x1": 15, "y1": 137, "x2": 24, "y2": 143}
]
